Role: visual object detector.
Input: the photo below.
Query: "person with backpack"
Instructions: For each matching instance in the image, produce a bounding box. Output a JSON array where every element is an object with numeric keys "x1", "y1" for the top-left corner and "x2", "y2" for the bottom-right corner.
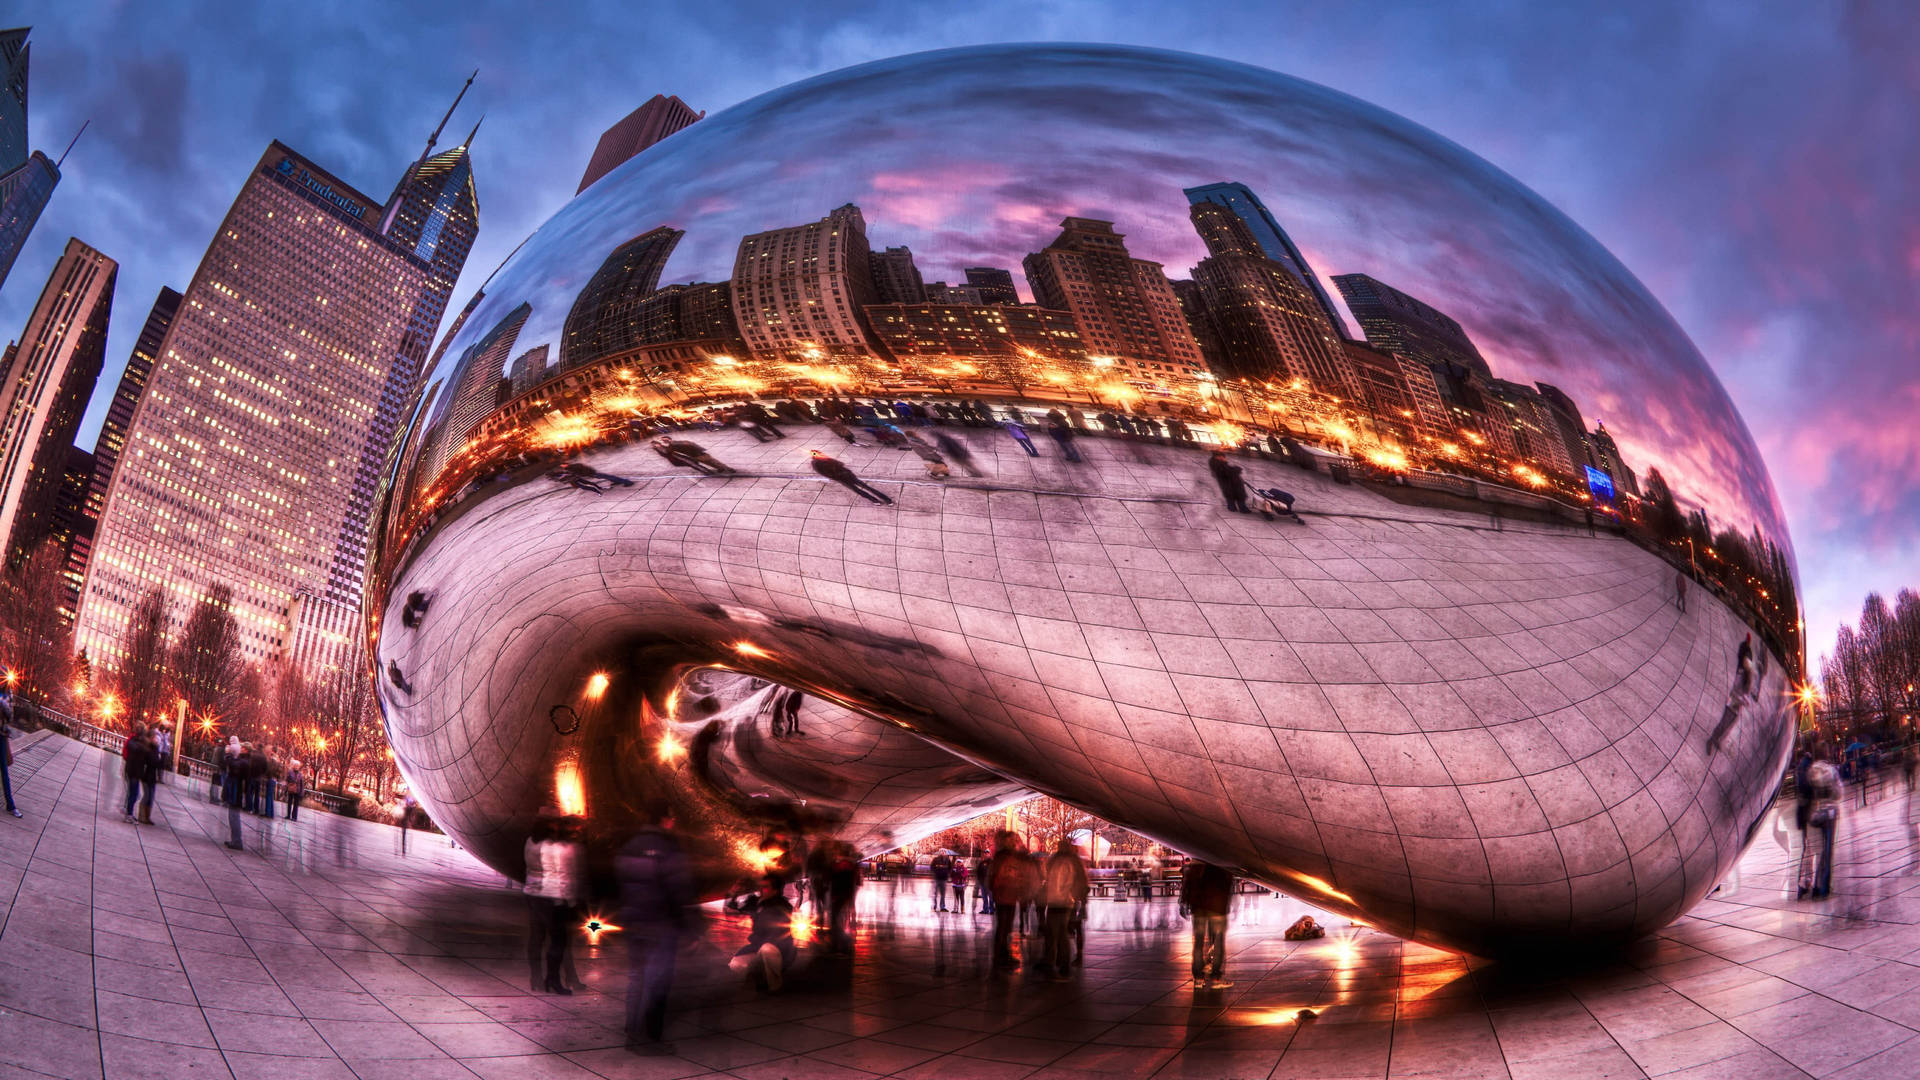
[
  {"x1": 929, "y1": 851, "x2": 954, "y2": 912},
  {"x1": 1179, "y1": 859, "x2": 1235, "y2": 989},
  {"x1": 986, "y1": 831, "x2": 1039, "y2": 971},
  {"x1": 1800, "y1": 744, "x2": 1843, "y2": 900},
  {"x1": 617, "y1": 801, "x2": 697, "y2": 1050},
  {"x1": 1040, "y1": 838, "x2": 1089, "y2": 980}
]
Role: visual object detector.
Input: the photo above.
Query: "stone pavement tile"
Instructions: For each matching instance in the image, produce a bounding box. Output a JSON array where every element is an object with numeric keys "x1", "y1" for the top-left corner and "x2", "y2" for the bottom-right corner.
[
  {"x1": 95, "y1": 987, "x2": 217, "y2": 1048},
  {"x1": 0, "y1": 954, "x2": 95, "y2": 1026},
  {"x1": 98, "y1": 1032, "x2": 231, "y2": 1080},
  {"x1": 1616, "y1": 1020, "x2": 1761, "y2": 1076},
  {"x1": 733, "y1": 1019, "x2": 859, "y2": 1054},
  {"x1": 459, "y1": 1055, "x2": 603, "y2": 1079},
  {"x1": 955, "y1": 1033, "x2": 1078, "y2": 1067},
  {"x1": 1038, "y1": 1042, "x2": 1179, "y2": 1077},
  {"x1": 1825, "y1": 1034, "x2": 1920, "y2": 1080},
  {"x1": 1270, "y1": 1044, "x2": 1388, "y2": 1080},
  {"x1": 1657, "y1": 1047, "x2": 1811, "y2": 1079},
  {"x1": 657, "y1": 1034, "x2": 787, "y2": 1072},
  {"x1": 418, "y1": 1021, "x2": 554, "y2": 1058},
  {"x1": 806, "y1": 1036, "x2": 945, "y2": 1074},
  {"x1": 1724, "y1": 993, "x2": 1914, "y2": 1077},
  {"x1": 1505, "y1": 1045, "x2": 1645, "y2": 1079},
  {"x1": 0, "y1": 1007, "x2": 103, "y2": 1080},
  {"x1": 222, "y1": 1050, "x2": 361, "y2": 1080},
  {"x1": 890, "y1": 1056, "x2": 1038, "y2": 1080},
  {"x1": 205, "y1": 1007, "x2": 337, "y2": 1057},
  {"x1": 344, "y1": 1059, "x2": 489, "y2": 1080},
  {"x1": 311, "y1": 1018, "x2": 447, "y2": 1060},
  {"x1": 1150, "y1": 1048, "x2": 1283, "y2": 1078},
  {"x1": 729, "y1": 1056, "x2": 881, "y2": 1080},
  {"x1": 558, "y1": 1048, "x2": 711, "y2": 1080}
]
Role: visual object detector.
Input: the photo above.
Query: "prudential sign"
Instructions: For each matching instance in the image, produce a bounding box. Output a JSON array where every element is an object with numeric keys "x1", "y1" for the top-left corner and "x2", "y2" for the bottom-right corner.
[{"x1": 274, "y1": 157, "x2": 367, "y2": 220}]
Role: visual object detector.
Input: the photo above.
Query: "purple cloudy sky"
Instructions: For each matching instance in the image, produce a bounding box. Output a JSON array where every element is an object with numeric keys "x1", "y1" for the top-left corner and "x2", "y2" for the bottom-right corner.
[{"x1": 3, "y1": 1, "x2": 1912, "y2": 666}]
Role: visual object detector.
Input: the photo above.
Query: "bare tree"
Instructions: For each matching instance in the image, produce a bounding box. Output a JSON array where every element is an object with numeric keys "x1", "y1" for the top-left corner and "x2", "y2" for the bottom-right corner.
[
  {"x1": 310, "y1": 662, "x2": 378, "y2": 792},
  {"x1": 0, "y1": 539, "x2": 74, "y2": 710},
  {"x1": 115, "y1": 587, "x2": 173, "y2": 732},
  {"x1": 169, "y1": 584, "x2": 247, "y2": 740}
]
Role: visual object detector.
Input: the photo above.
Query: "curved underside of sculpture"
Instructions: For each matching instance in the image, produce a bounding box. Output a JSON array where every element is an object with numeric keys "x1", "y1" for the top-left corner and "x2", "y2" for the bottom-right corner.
[{"x1": 372, "y1": 422, "x2": 1793, "y2": 956}]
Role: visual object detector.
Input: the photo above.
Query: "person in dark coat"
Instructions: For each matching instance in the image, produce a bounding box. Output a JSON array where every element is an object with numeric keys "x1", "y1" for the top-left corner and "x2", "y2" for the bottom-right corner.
[
  {"x1": 283, "y1": 760, "x2": 306, "y2": 822},
  {"x1": 781, "y1": 689, "x2": 803, "y2": 736},
  {"x1": 825, "y1": 841, "x2": 862, "y2": 955},
  {"x1": 0, "y1": 690, "x2": 19, "y2": 818},
  {"x1": 122, "y1": 724, "x2": 156, "y2": 824},
  {"x1": 1180, "y1": 860, "x2": 1235, "y2": 988},
  {"x1": 809, "y1": 451, "x2": 893, "y2": 505},
  {"x1": 1045, "y1": 417, "x2": 1081, "y2": 462},
  {"x1": 1208, "y1": 451, "x2": 1250, "y2": 513},
  {"x1": 222, "y1": 742, "x2": 250, "y2": 850},
  {"x1": 986, "y1": 830, "x2": 1039, "y2": 970},
  {"x1": 933, "y1": 432, "x2": 982, "y2": 476},
  {"x1": 617, "y1": 802, "x2": 697, "y2": 1048}
]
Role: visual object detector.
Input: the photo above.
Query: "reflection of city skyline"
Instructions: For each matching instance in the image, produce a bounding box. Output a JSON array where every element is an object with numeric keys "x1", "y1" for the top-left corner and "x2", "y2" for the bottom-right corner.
[{"x1": 402, "y1": 47, "x2": 1787, "y2": 567}]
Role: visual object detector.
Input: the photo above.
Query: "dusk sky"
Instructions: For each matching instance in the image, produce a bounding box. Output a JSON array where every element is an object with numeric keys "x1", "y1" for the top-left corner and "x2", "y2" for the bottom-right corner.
[{"x1": 3, "y1": 0, "x2": 1911, "y2": 666}]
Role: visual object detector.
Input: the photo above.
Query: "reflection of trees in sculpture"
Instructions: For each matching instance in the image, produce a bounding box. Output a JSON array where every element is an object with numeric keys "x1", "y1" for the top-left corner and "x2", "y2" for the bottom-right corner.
[
  {"x1": 1821, "y1": 590, "x2": 1920, "y2": 737},
  {"x1": 0, "y1": 539, "x2": 74, "y2": 706}
]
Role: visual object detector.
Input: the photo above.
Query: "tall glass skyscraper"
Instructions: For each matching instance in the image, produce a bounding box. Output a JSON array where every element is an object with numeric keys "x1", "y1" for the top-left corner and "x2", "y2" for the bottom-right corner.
[
  {"x1": 1183, "y1": 181, "x2": 1347, "y2": 339},
  {"x1": 77, "y1": 95, "x2": 480, "y2": 679},
  {"x1": 0, "y1": 27, "x2": 58, "y2": 294}
]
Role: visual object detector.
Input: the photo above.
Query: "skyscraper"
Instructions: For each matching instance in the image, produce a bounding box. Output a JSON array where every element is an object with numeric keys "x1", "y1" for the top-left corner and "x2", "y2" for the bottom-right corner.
[
  {"x1": 1534, "y1": 382, "x2": 1595, "y2": 476},
  {"x1": 78, "y1": 110, "x2": 479, "y2": 678},
  {"x1": 577, "y1": 94, "x2": 704, "y2": 193},
  {"x1": 1023, "y1": 217, "x2": 1203, "y2": 377},
  {"x1": 1185, "y1": 201, "x2": 1351, "y2": 392},
  {"x1": 1587, "y1": 423, "x2": 1640, "y2": 497},
  {"x1": 731, "y1": 204, "x2": 878, "y2": 361},
  {"x1": 869, "y1": 246, "x2": 926, "y2": 304},
  {"x1": 963, "y1": 267, "x2": 1020, "y2": 305},
  {"x1": 418, "y1": 301, "x2": 528, "y2": 488},
  {"x1": 1331, "y1": 273, "x2": 1490, "y2": 379},
  {"x1": 66, "y1": 287, "x2": 179, "y2": 613},
  {"x1": 1184, "y1": 182, "x2": 1347, "y2": 337},
  {"x1": 0, "y1": 238, "x2": 114, "y2": 565},
  {"x1": 560, "y1": 226, "x2": 684, "y2": 371},
  {"x1": 0, "y1": 27, "x2": 58, "y2": 293}
]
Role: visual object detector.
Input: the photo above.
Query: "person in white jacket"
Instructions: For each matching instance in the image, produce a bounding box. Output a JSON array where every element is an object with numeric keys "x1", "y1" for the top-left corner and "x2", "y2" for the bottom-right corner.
[{"x1": 525, "y1": 809, "x2": 586, "y2": 994}]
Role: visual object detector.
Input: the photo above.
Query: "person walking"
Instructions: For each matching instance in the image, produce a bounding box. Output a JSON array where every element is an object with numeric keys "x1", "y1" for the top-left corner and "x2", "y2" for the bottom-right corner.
[
  {"x1": 122, "y1": 725, "x2": 155, "y2": 824},
  {"x1": 1800, "y1": 745, "x2": 1842, "y2": 900},
  {"x1": 809, "y1": 450, "x2": 893, "y2": 505},
  {"x1": 283, "y1": 760, "x2": 305, "y2": 822},
  {"x1": 987, "y1": 831, "x2": 1038, "y2": 971},
  {"x1": 1045, "y1": 418, "x2": 1082, "y2": 462},
  {"x1": 222, "y1": 742, "x2": 249, "y2": 850},
  {"x1": 398, "y1": 790, "x2": 419, "y2": 854},
  {"x1": 1003, "y1": 419, "x2": 1039, "y2": 457},
  {"x1": 1040, "y1": 838, "x2": 1089, "y2": 980},
  {"x1": 933, "y1": 432, "x2": 983, "y2": 476},
  {"x1": 929, "y1": 850, "x2": 953, "y2": 912},
  {"x1": 1674, "y1": 570, "x2": 1688, "y2": 612},
  {"x1": 0, "y1": 690, "x2": 19, "y2": 818},
  {"x1": 1180, "y1": 859, "x2": 1235, "y2": 988},
  {"x1": 617, "y1": 801, "x2": 697, "y2": 1050},
  {"x1": 525, "y1": 811, "x2": 586, "y2": 994},
  {"x1": 1208, "y1": 451, "x2": 1250, "y2": 513}
]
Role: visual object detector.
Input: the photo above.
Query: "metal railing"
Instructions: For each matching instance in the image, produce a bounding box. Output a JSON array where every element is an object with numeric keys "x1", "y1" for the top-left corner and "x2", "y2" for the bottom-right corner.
[{"x1": 30, "y1": 706, "x2": 358, "y2": 816}]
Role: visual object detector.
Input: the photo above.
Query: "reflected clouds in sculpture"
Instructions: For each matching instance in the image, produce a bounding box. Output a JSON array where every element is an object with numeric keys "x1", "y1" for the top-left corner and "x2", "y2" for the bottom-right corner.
[{"x1": 369, "y1": 44, "x2": 1801, "y2": 955}]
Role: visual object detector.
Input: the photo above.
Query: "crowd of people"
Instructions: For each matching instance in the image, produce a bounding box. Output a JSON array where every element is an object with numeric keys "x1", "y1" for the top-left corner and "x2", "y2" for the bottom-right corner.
[{"x1": 207, "y1": 735, "x2": 308, "y2": 850}]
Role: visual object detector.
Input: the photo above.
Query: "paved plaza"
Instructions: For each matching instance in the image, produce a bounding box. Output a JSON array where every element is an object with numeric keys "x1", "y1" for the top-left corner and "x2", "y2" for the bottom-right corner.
[{"x1": 6, "y1": 734, "x2": 1920, "y2": 1079}]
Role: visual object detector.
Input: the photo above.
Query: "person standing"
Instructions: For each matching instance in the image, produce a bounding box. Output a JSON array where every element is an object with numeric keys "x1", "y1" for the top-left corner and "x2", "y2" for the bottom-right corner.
[
  {"x1": 136, "y1": 728, "x2": 161, "y2": 824},
  {"x1": 826, "y1": 841, "x2": 862, "y2": 955},
  {"x1": 782, "y1": 690, "x2": 804, "y2": 737},
  {"x1": 1208, "y1": 451, "x2": 1250, "y2": 513},
  {"x1": 1045, "y1": 417, "x2": 1081, "y2": 462},
  {"x1": 949, "y1": 858, "x2": 969, "y2": 914},
  {"x1": 222, "y1": 742, "x2": 249, "y2": 850},
  {"x1": 987, "y1": 831, "x2": 1038, "y2": 971},
  {"x1": 1801, "y1": 745, "x2": 1842, "y2": 900},
  {"x1": 933, "y1": 432, "x2": 982, "y2": 476},
  {"x1": 1040, "y1": 838, "x2": 1089, "y2": 980},
  {"x1": 1003, "y1": 418, "x2": 1039, "y2": 457},
  {"x1": 122, "y1": 725, "x2": 154, "y2": 824},
  {"x1": 525, "y1": 813, "x2": 585, "y2": 994},
  {"x1": 152, "y1": 726, "x2": 172, "y2": 786},
  {"x1": 809, "y1": 450, "x2": 894, "y2": 505},
  {"x1": 0, "y1": 690, "x2": 19, "y2": 818},
  {"x1": 929, "y1": 850, "x2": 953, "y2": 912},
  {"x1": 1674, "y1": 570, "x2": 1688, "y2": 612},
  {"x1": 1179, "y1": 859, "x2": 1235, "y2": 988},
  {"x1": 284, "y1": 760, "x2": 306, "y2": 822},
  {"x1": 398, "y1": 790, "x2": 419, "y2": 854},
  {"x1": 617, "y1": 801, "x2": 697, "y2": 1050}
]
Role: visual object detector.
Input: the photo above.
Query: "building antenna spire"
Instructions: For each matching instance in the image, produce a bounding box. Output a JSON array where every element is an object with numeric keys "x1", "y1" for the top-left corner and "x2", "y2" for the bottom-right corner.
[
  {"x1": 424, "y1": 70, "x2": 477, "y2": 157},
  {"x1": 56, "y1": 119, "x2": 88, "y2": 168},
  {"x1": 461, "y1": 112, "x2": 484, "y2": 149}
]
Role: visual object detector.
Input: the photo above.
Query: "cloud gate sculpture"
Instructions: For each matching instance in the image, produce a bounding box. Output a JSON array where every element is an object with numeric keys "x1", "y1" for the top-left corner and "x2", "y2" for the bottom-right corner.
[{"x1": 367, "y1": 44, "x2": 1801, "y2": 955}]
